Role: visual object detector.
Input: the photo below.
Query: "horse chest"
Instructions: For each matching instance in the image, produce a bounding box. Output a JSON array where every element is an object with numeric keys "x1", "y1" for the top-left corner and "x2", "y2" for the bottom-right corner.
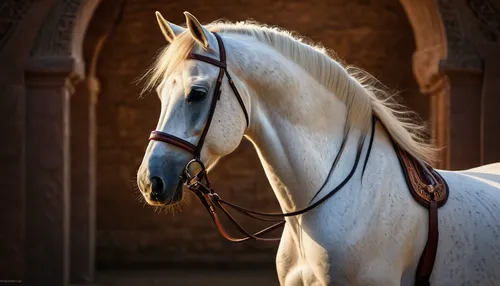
[
  {"x1": 277, "y1": 227, "x2": 330, "y2": 286},
  {"x1": 277, "y1": 219, "x2": 361, "y2": 286}
]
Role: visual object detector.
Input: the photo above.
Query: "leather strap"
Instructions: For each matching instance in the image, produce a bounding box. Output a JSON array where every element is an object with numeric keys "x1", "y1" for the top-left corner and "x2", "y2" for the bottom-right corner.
[
  {"x1": 149, "y1": 131, "x2": 197, "y2": 154},
  {"x1": 192, "y1": 57, "x2": 225, "y2": 158},
  {"x1": 188, "y1": 173, "x2": 285, "y2": 242},
  {"x1": 187, "y1": 33, "x2": 249, "y2": 128},
  {"x1": 390, "y1": 134, "x2": 448, "y2": 286},
  {"x1": 187, "y1": 53, "x2": 227, "y2": 69},
  {"x1": 415, "y1": 199, "x2": 438, "y2": 286}
]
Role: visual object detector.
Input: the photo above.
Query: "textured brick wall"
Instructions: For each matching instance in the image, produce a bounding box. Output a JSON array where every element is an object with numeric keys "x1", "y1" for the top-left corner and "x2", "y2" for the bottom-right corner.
[{"x1": 94, "y1": 0, "x2": 426, "y2": 267}]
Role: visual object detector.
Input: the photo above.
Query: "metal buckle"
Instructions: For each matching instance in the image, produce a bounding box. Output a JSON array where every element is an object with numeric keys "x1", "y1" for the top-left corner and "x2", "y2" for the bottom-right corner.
[
  {"x1": 184, "y1": 158, "x2": 206, "y2": 181},
  {"x1": 183, "y1": 158, "x2": 210, "y2": 192}
]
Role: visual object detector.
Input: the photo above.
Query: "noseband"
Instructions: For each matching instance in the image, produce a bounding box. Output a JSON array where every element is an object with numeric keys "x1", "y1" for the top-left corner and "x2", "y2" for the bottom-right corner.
[{"x1": 149, "y1": 32, "x2": 376, "y2": 242}]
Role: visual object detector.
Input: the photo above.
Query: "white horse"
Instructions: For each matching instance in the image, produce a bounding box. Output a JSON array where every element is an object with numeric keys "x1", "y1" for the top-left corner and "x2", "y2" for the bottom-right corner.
[{"x1": 137, "y1": 11, "x2": 500, "y2": 286}]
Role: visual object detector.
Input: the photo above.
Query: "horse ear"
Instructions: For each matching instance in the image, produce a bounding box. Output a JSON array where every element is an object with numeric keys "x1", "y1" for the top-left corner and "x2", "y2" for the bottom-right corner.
[
  {"x1": 155, "y1": 11, "x2": 184, "y2": 43},
  {"x1": 184, "y1": 11, "x2": 217, "y2": 51}
]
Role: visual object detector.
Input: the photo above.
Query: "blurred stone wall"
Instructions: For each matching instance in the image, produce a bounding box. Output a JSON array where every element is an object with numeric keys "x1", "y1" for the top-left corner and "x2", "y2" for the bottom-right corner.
[{"x1": 94, "y1": 0, "x2": 426, "y2": 267}]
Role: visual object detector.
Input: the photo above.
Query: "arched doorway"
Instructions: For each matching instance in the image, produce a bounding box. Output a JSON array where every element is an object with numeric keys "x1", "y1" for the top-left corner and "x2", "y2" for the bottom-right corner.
[{"x1": 400, "y1": 0, "x2": 500, "y2": 170}]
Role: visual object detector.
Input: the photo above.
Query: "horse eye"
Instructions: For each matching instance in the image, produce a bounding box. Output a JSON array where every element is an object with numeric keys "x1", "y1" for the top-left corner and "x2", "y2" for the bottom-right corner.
[{"x1": 187, "y1": 86, "x2": 208, "y2": 103}]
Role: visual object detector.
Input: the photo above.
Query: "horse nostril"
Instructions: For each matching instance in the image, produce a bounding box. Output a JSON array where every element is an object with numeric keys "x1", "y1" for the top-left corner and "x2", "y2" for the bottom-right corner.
[{"x1": 150, "y1": 176, "x2": 164, "y2": 196}]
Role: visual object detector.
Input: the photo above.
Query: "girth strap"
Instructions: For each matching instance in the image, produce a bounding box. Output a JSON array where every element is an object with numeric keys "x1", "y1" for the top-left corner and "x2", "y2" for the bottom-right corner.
[
  {"x1": 391, "y1": 141, "x2": 449, "y2": 286},
  {"x1": 415, "y1": 199, "x2": 439, "y2": 286}
]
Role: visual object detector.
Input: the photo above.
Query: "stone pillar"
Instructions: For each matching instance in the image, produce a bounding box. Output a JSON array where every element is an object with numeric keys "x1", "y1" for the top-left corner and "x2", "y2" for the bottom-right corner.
[
  {"x1": 440, "y1": 64, "x2": 483, "y2": 169},
  {"x1": 24, "y1": 57, "x2": 79, "y2": 286},
  {"x1": 481, "y1": 60, "x2": 500, "y2": 164},
  {"x1": 437, "y1": 0, "x2": 484, "y2": 170},
  {"x1": 0, "y1": 0, "x2": 56, "y2": 281},
  {"x1": 0, "y1": 82, "x2": 25, "y2": 282},
  {"x1": 400, "y1": 0, "x2": 449, "y2": 169},
  {"x1": 400, "y1": 0, "x2": 500, "y2": 170},
  {"x1": 427, "y1": 80, "x2": 450, "y2": 167},
  {"x1": 433, "y1": 0, "x2": 500, "y2": 169},
  {"x1": 22, "y1": 0, "x2": 101, "y2": 284},
  {"x1": 70, "y1": 77, "x2": 99, "y2": 283},
  {"x1": 69, "y1": 0, "x2": 123, "y2": 281}
]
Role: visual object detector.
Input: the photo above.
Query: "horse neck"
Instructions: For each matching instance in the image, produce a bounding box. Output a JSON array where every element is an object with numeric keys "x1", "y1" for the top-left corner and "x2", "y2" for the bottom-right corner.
[
  {"x1": 246, "y1": 95, "x2": 399, "y2": 216},
  {"x1": 233, "y1": 42, "x2": 371, "y2": 211}
]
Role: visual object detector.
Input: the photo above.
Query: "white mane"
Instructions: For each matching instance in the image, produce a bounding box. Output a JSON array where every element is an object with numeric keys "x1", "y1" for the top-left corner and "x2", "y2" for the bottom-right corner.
[{"x1": 143, "y1": 20, "x2": 435, "y2": 164}]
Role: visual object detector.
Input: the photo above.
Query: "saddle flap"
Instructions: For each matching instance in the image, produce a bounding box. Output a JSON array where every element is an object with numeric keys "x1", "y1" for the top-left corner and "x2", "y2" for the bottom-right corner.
[{"x1": 394, "y1": 144, "x2": 449, "y2": 208}]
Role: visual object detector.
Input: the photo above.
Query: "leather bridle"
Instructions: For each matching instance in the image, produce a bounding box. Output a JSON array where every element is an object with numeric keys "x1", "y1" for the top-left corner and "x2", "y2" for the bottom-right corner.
[{"x1": 148, "y1": 32, "x2": 376, "y2": 242}]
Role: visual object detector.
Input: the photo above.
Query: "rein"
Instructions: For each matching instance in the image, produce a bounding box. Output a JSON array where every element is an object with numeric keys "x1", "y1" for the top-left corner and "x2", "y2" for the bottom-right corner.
[{"x1": 183, "y1": 116, "x2": 376, "y2": 242}]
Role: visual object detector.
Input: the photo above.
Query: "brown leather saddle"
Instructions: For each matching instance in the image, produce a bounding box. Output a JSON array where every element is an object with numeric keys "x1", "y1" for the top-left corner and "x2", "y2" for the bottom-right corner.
[{"x1": 393, "y1": 142, "x2": 449, "y2": 286}]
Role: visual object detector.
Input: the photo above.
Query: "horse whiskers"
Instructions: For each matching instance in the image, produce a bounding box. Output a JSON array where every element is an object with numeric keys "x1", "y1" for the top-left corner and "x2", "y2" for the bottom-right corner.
[
  {"x1": 131, "y1": 179, "x2": 151, "y2": 209},
  {"x1": 149, "y1": 192, "x2": 190, "y2": 216},
  {"x1": 130, "y1": 175, "x2": 191, "y2": 213}
]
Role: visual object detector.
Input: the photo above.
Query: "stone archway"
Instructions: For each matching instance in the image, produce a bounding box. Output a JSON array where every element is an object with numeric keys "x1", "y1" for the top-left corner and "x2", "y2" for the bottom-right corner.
[
  {"x1": 20, "y1": 1, "x2": 102, "y2": 285},
  {"x1": 399, "y1": 0, "x2": 449, "y2": 169},
  {"x1": 19, "y1": 0, "x2": 125, "y2": 284},
  {"x1": 69, "y1": 1, "x2": 124, "y2": 283},
  {"x1": 400, "y1": 0, "x2": 500, "y2": 170}
]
